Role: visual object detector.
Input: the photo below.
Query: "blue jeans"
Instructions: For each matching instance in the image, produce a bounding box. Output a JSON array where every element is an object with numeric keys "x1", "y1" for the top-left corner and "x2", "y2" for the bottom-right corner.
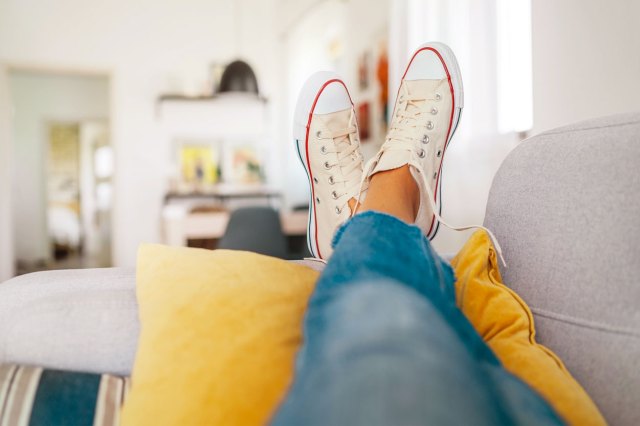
[{"x1": 272, "y1": 212, "x2": 564, "y2": 426}]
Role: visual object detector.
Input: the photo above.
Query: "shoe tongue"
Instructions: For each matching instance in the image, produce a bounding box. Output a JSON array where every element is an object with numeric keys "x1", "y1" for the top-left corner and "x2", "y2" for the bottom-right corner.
[
  {"x1": 318, "y1": 108, "x2": 351, "y2": 134},
  {"x1": 319, "y1": 109, "x2": 355, "y2": 160},
  {"x1": 371, "y1": 152, "x2": 409, "y2": 176},
  {"x1": 395, "y1": 80, "x2": 444, "y2": 129},
  {"x1": 403, "y1": 79, "x2": 444, "y2": 99}
]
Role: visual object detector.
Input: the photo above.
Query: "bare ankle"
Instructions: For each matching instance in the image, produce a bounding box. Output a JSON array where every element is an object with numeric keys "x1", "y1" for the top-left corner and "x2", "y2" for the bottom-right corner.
[{"x1": 356, "y1": 165, "x2": 420, "y2": 223}]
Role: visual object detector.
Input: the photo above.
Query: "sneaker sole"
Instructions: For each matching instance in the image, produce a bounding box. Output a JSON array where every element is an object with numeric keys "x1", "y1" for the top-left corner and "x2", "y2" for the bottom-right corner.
[
  {"x1": 397, "y1": 42, "x2": 464, "y2": 240},
  {"x1": 293, "y1": 71, "x2": 354, "y2": 259}
]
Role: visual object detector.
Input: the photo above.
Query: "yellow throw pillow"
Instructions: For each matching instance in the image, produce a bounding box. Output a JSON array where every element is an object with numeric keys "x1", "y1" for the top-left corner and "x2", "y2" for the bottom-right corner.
[
  {"x1": 120, "y1": 245, "x2": 319, "y2": 426},
  {"x1": 124, "y1": 233, "x2": 606, "y2": 426},
  {"x1": 451, "y1": 230, "x2": 606, "y2": 426}
]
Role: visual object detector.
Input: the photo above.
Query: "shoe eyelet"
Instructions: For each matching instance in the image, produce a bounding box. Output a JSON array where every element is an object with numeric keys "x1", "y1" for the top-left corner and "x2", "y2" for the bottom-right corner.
[
  {"x1": 427, "y1": 121, "x2": 434, "y2": 130},
  {"x1": 328, "y1": 176, "x2": 335, "y2": 184},
  {"x1": 324, "y1": 161, "x2": 332, "y2": 170},
  {"x1": 320, "y1": 146, "x2": 327, "y2": 154},
  {"x1": 431, "y1": 107, "x2": 438, "y2": 115},
  {"x1": 437, "y1": 150, "x2": 442, "y2": 157},
  {"x1": 316, "y1": 131, "x2": 322, "y2": 138},
  {"x1": 433, "y1": 172, "x2": 437, "y2": 179},
  {"x1": 418, "y1": 149, "x2": 426, "y2": 158},
  {"x1": 316, "y1": 197, "x2": 321, "y2": 203},
  {"x1": 435, "y1": 93, "x2": 442, "y2": 101},
  {"x1": 331, "y1": 191, "x2": 338, "y2": 199},
  {"x1": 422, "y1": 135, "x2": 430, "y2": 144},
  {"x1": 335, "y1": 206, "x2": 342, "y2": 214},
  {"x1": 313, "y1": 177, "x2": 319, "y2": 184}
]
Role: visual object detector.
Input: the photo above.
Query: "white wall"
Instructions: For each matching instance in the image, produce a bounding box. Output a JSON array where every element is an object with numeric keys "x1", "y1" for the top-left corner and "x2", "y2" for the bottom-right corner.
[
  {"x1": 9, "y1": 72, "x2": 109, "y2": 264},
  {"x1": 0, "y1": 67, "x2": 14, "y2": 281},
  {"x1": 0, "y1": 0, "x2": 281, "y2": 267},
  {"x1": 531, "y1": 0, "x2": 640, "y2": 134}
]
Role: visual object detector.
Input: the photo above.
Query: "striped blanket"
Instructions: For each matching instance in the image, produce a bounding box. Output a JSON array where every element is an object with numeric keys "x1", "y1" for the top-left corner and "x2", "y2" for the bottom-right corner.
[{"x1": 0, "y1": 364, "x2": 129, "y2": 426}]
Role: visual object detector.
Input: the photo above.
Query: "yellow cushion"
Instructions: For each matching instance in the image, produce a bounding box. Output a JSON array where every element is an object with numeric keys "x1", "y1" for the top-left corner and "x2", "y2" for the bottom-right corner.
[
  {"x1": 120, "y1": 244, "x2": 319, "y2": 426},
  {"x1": 451, "y1": 230, "x2": 606, "y2": 426},
  {"x1": 124, "y1": 232, "x2": 605, "y2": 426}
]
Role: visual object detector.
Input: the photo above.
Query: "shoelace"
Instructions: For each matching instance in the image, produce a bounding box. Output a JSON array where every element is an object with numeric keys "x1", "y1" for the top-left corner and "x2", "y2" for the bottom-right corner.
[
  {"x1": 318, "y1": 111, "x2": 364, "y2": 215},
  {"x1": 353, "y1": 85, "x2": 434, "y2": 213},
  {"x1": 354, "y1": 86, "x2": 508, "y2": 267},
  {"x1": 386, "y1": 88, "x2": 438, "y2": 144}
]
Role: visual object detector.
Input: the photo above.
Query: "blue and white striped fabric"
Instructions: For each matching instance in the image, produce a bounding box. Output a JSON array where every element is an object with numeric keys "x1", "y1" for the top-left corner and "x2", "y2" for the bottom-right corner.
[{"x1": 0, "y1": 364, "x2": 129, "y2": 426}]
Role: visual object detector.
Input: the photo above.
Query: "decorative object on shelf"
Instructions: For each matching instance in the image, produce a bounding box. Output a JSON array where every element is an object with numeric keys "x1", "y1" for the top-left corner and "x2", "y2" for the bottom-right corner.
[{"x1": 218, "y1": 60, "x2": 259, "y2": 95}]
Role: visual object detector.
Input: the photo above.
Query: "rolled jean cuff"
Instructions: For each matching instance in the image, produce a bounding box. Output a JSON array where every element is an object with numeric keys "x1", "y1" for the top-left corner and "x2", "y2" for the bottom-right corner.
[{"x1": 331, "y1": 211, "x2": 424, "y2": 249}]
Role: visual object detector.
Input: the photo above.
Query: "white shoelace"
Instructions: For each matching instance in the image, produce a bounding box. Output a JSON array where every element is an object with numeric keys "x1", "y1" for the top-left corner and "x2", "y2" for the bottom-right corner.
[
  {"x1": 354, "y1": 86, "x2": 508, "y2": 267},
  {"x1": 318, "y1": 111, "x2": 364, "y2": 215},
  {"x1": 387, "y1": 88, "x2": 438, "y2": 144}
]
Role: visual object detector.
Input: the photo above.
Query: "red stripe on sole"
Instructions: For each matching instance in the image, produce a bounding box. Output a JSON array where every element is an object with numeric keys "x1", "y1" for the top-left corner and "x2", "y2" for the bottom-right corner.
[{"x1": 304, "y1": 79, "x2": 354, "y2": 259}]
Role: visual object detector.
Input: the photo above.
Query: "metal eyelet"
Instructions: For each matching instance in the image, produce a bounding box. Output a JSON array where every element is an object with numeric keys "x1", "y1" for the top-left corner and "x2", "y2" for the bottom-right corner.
[
  {"x1": 313, "y1": 177, "x2": 319, "y2": 184},
  {"x1": 435, "y1": 93, "x2": 442, "y2": 101},
  {"x1": 437, "y1": 150, "x2": 442, "y2": 157},
  {"x1": 426, "y1": 121, "x2": 434, "y2": 130},
  {"x1": 418, "y1": 149, "x2": 426, "y2": 158},
  {"x1": 320, "y1": 146, "x2": 327, "y2": 154},
  {"x1": 324, "y1": 161, "x2": 332, "y2": 170},
  {"x1": 331, "y1": 191, "x2": 338, "y2": 199},
  {"x1": 431, "y1": 107, "x2": 438, "y2": 115},
  {"x1": 335, "y1": 206, "x2": 342, "y2": 214},
  {"x1": 328, "y1": 176, "x2": 335, "y2": 184},
  {"x1": 422, "y1": 135, "x2": 430, "y2": 144}
]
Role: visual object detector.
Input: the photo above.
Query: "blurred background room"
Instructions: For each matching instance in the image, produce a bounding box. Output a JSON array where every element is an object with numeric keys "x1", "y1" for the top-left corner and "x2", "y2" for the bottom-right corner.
[{"x1": 1, "y1": 0, "x2": 639, "y2": 280}]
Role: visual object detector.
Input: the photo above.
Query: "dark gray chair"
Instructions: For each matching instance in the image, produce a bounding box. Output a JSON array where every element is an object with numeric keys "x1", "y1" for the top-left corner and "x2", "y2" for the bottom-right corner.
[{"x1": 218, "y1": 207, "x2": 289, "y2": 259}]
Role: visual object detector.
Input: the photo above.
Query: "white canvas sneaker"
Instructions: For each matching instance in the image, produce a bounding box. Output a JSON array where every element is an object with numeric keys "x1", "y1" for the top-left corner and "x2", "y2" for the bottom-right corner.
[
  {"x1": 293, "y1": 72, "x2": 366, "y2": 260},
  {"x1": 360, "y1": 42, "x2": 506, "y2": 264}
]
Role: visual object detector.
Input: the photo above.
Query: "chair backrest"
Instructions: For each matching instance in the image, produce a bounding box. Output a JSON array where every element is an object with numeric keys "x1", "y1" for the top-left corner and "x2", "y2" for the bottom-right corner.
[
  {"x1": 218, "y1": 207, "x2": 288, "y2": 259},
  {"x1": 484, "y1": 113, "x2": 640, "y2": 426}
]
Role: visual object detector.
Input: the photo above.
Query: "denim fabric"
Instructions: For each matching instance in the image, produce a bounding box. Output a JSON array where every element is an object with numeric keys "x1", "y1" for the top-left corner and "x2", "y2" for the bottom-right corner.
[{"x1": 272, "y1": 211, "x2": 564, "y2": 426}]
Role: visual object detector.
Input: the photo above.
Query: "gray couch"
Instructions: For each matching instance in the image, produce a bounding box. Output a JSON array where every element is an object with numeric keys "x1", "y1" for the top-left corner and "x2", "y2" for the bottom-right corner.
[{"x1": 1, "y1": 114, "x2": 639, "y2": 425}]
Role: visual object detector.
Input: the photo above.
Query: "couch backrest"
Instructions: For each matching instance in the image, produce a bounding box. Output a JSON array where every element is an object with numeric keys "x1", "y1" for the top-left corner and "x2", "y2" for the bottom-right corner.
[{"x1": 484, "y1": 113, "x2": 640, "y2": 425}]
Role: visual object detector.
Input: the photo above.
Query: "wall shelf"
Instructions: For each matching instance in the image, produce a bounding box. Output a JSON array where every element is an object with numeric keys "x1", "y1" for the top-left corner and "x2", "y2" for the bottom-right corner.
[{"x1": 157, "y1": 92, "x2": 269, "y2": 138}]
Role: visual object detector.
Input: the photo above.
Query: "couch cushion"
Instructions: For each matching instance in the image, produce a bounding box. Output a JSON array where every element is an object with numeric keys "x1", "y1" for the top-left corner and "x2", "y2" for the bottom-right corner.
[
  {"x1": 484, "y1": 112, "x2": 640, "y2": 425},
  {"x1": 452, "y1": 230, "x2": 605, "y2": 426},
  {"x1": 0, "y1": 268, "x2": 138, "y2": 376}
]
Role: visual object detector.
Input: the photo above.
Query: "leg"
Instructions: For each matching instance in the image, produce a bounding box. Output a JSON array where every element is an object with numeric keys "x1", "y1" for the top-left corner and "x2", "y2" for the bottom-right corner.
[
  {"x1": 273, "y1": 210, "x2": 563, "y2": 425},
  {"x1": 279, "y1": 44, "x2": 563, "y2": 425}
]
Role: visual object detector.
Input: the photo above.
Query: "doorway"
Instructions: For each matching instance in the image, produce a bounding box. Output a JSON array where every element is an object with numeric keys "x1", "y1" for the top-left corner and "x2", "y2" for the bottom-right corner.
[{"x1": 8, "y1": 70, "x2": 112, "y2": 274}]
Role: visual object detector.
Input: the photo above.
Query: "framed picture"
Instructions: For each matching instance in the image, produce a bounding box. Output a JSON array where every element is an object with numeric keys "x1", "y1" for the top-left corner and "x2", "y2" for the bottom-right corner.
[
  {"x1": 357, "y1": 102, "x2": 371, "y2": 141},
  {"x1": 225, "y1": 145, "x2": 263, "y2": 184},
  {"x1": 353, "y1": 31, "x2": 389, "y2": 149},
  {"x1": 358, "y1": 51, "x2": 371, "y2": 91},
  {"x1": 176, "y1": 140, "x2": 221, "y2": 186}
]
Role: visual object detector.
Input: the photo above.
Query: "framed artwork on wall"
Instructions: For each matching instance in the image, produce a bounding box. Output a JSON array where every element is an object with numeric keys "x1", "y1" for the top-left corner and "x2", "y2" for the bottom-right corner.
[{"x1": 174, "y1": 140, "x2": 221, "y2": 191}]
